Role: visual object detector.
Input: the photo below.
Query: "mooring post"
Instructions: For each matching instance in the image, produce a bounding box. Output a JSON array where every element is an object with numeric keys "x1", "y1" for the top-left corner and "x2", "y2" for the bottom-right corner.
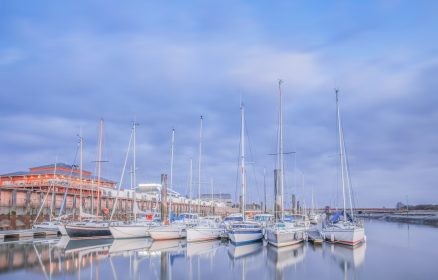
[{"x1": 161, "y1": 174, "x2": 168, "y2": 223}]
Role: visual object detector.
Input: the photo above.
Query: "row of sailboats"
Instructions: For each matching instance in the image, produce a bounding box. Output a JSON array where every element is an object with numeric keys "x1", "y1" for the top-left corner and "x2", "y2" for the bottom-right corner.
[
  {"x1": 150, "y1": 116, "x2": 224, "y2": 242},
  {"x1": 32, "y1": 84, "x2": 365, "y2": 247}
]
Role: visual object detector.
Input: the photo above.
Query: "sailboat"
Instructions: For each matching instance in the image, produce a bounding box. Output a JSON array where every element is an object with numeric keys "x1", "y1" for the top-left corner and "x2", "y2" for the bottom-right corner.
[
  {"x1": 150, "y1": 126, "x2": 200, "y2": 240},
  {"x1": 266, "y1": 80, "x2": 306, "y2": 247},
  {"x1": 109, "y1": 122, "x2": 160, "y2": 238},
  {"x1": 186, "y1": 216, "x2": 223, "y2": 242},
  {"x1": 32, "y1": 161, "x2": 63, "y2": 233},
  {"x1": 309, "y1": 187, "x2": 319, "y2": 225},
  {"x1": 187, "y1": 135, "x2": 223, "y2": 242},
  {"x1": 321, "y1": 89, "x2": 365, "y2": 246},
  {"x1": 66, "y1": 128, "x2": 112, "y2": 239},
  {"x1": 228, "y1": 103, "x2": 264, "y2": 244}
]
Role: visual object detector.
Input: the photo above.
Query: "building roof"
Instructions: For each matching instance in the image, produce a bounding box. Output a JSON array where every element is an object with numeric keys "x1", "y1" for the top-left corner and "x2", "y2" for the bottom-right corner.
[{"x1": 1, "y1": 163, "x2": 116, "y2": 184}]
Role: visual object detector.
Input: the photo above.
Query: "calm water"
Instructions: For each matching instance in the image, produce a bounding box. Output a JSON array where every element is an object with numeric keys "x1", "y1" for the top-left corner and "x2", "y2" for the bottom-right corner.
[{"x1": 1, "y1": 220, "x2": 437, "y2": 280}]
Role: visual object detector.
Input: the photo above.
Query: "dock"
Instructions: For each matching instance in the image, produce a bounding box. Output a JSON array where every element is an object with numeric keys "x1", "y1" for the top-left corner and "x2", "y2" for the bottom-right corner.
[{"x1": 0, "y1": 229, "x2": 58, "y2": 242}]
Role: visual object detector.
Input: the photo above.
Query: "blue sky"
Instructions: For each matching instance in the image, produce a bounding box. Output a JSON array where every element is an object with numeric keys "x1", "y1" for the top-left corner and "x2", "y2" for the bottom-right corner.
[{"x1": 1, "y1": 1, "x2": 438, "y2": 207}]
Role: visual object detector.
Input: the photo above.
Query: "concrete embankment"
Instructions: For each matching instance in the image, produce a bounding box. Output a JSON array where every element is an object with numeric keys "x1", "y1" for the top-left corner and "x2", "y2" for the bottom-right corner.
[{"x1": 359, "y1": 211, "x2": 438, "y2": 227}]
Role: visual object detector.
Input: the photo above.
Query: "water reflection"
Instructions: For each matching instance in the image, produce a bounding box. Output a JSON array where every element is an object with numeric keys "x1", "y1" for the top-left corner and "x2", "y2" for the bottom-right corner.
[
  {"x1": 227, "y1": 241, "x2": 263, "y2": 259},
  {"x1": 186, "y1": 240, "x2": 221, "y2": 258},
  {"x1": 29, "y1": 219, "x2": 438, "y2": 280},
  {"x1": 1, "y1": 238, "x2": 365, "y2": 280},
  {"x1": 267, "y1": 243, "x2": 306, "y2": 270}
]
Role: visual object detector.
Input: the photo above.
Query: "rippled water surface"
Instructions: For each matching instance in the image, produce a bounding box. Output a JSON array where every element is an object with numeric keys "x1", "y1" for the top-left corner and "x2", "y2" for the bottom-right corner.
[{"x1": 1, "y1": 220, "x2": 437, "y2": 279}]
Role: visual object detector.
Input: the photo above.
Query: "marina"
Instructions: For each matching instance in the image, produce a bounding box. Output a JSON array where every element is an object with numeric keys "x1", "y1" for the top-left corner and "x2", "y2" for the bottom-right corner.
[
  {"x1": 0, "y1": 220, "x2": 437, "y2": 279},
  {"x1": 2, "y1": 0, "x2": 438, "y2": 279}
]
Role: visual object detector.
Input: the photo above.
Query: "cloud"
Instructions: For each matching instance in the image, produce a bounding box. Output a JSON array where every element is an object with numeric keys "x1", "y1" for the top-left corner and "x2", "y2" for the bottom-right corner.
[{"x1": 1, "y1": 1, "x2": 438, "y2": 207}]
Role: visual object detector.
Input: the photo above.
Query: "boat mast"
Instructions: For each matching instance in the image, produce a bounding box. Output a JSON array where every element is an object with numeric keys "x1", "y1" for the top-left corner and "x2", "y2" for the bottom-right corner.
[
  {"x1": 198, "y1": 116, "x2": 203, "y2": 215},
  {"x1": 110, "y1": 125, "x2": 134, "y2": 221},
  {"x1": 240, "y1": 103, "x2": 246, "y2": 219},
  {"x1": 278, "y1": 80, "x2": 284, "y2": 221},
  {"x1": 336, "y1": 89, "x2": 347, "y2": 222},
  {"x1": 49, "y1": 160, "x2": 58, "y2": 222},
  {"x1": 169, "y1": 128, "x2": 175, "y2": 218},
  {"x1": 96, "y1": 119, "x2": 103, "y2": 217},
  {"x1": 210, "y1": 178, "x2": 214, "y2": 215},
  {"x1": 79, "y1": 132, "x2": 83, "y2": 221},
  {"x1": 189, "y1": 158, "x2": 193, "y2": 213},
  {"x1": 263, "y1": 168, "x2": 267, "y2": 213},
  {"x1": 133, "y1": 121, "x2": 138, "y2": 221}
]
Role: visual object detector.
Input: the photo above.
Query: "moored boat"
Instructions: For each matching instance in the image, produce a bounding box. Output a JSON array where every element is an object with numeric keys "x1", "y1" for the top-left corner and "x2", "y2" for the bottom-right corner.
[
  {"x1": 228, "y1": 221, "x2": 263, "y2": 244},
  {"x1": 265, "y1": 80, "x2": 306, "y2": 248},
  {"x1": 227, "y1": 103, "x2": 264, "y2": 245},
  {"x1": 266, "y1": 222, "x2": 305, "y2": 247},
  {"x1": 149, "y1": 213, "x2": 198, "y2": 240},
  {"x1": 65, "y1": 220, "x2": 112, "y2": 239},
  {"x1": 186, "y1": 218, "x2": 223, "y2": 242},
  {"x1": 321, "y1": 89, "x2": 366, "y2": 246}
]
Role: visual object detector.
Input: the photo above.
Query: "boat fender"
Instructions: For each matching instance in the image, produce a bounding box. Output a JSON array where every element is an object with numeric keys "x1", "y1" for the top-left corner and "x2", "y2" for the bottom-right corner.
[
  {"x1": 330, "y1": 234, "x2": 334, "y2": 243},
  {"x1": 364, "y1": 235, "x2": 367, "y2": 243}
]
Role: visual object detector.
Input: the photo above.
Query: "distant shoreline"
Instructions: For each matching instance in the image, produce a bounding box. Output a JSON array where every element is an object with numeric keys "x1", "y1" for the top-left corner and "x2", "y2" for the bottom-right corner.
[{"x1": 359, "y1": 211, "x2": 438, "y2": 227}]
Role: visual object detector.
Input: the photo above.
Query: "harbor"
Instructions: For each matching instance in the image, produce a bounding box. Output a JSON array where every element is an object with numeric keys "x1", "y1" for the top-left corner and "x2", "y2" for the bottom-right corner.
[
  {"x1": 1, "y1": 220, "x2": 437, "y2": 279},
  {"x1": 2, "y1": 0, "x2": 438, "y2": 279}
]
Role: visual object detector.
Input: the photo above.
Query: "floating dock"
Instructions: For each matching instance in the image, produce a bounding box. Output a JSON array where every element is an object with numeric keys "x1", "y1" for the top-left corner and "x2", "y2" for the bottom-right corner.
[{"x1": 0, "y1": 229, "x2": 58, "y2": 242}]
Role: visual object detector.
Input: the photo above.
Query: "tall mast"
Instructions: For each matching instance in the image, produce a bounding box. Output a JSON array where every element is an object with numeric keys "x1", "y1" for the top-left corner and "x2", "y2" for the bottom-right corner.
[
  {"x1": 133, "y1": 121, "x2": 138, "y2": 221},
  {"x1": 110, "y1": 125, "x2": 134, "y2": 221},
  {"x1": 198, "y1": 116, "x2": 203, "y2": 214},
  {"x1": 170, "y1": 128, "x2": 175, "y2": 189},
  {"x1": 96, "y1": 119, "x2": 103, "y2": 216},
  {"x1": 240, "y1": 103, "x2": 246, "y2": 218},
  {"x1": 263, "y1": 168, "x2": 267, "y2": 213},
  {"x1": 336, "y1": 89, "x2": 347, "y2": 222},
  {"x1": 276, "y1": 79, "x2": 285, "y2": 221},
  {"x1": 49, "y1": 160, "x2": 58, "y2": 221},
  {"x1": 169, "y1": 128, "x2": 175, "y2": 217},
  {"x1": 210, "y1": 178, "x2": 214, "y2": 215},
  {"x1": 189, "y1": 158, "x2": 193, "y2": 213},
  {"x1": 79, "y1": 132, "x2": 83, "y2": 221}
]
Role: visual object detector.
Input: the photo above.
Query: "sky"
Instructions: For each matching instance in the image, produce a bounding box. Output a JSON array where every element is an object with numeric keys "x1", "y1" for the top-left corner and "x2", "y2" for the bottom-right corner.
[{"x1": 1, "y1": 1, "x2": 438, "y2": 208}]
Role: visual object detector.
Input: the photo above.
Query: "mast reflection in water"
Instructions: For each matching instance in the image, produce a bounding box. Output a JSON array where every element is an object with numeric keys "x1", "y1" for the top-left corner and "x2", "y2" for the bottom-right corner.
[{"x1": 1, "y1": 221, "x2": 437, "y2": 279}]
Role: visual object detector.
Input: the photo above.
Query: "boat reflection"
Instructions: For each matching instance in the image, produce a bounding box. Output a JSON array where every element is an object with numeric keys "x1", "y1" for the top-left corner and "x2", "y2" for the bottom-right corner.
[
  {"x1": 186, "y1": 239, "x2": 222, "y2": 258},
  {"x1": 267, "y1": 243, "x2": 306, "y2": 272},
  {"x1": 227, "y1": 241, "x2": 263, "y2": 259},
  {"x1": 60, "y1": 237, "x2": 113, "y2": 255},
  {"x1": 109, "y1": 238, "x2": 152, "y2": 255},
  {"x1": 329, "y1": 243, "x2": 367, "y2": 279},
  {"x1": 330, "y1": 243, "x2": 366, "y2": 268},
  {"x1": 146, "y1": 239, "x2": 187, "y2": 254},
  {"x1": 0, "y1": 238, "x2": 60, "y2": 276}
]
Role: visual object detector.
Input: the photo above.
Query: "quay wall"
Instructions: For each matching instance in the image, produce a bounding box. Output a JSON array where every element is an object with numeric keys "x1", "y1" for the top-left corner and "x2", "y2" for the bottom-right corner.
[{"x1": 0, "y1": 188, "x2": 235, "y2": 230}]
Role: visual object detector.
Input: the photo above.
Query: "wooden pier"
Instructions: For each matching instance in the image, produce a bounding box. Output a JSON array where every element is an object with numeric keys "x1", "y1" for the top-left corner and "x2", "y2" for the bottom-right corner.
[{"x1": 0, "y1": 229, "x2": 58, "y2": 242}]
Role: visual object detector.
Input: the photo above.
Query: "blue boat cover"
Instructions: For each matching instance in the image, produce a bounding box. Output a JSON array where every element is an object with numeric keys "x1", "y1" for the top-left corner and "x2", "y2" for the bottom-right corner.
[{"x1": 330, "y1": 211, "x2": 353, "y2": 223}]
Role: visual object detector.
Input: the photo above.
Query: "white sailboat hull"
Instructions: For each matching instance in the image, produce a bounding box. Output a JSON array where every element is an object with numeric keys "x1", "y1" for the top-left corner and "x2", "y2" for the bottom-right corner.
[
  {"x1": 149, "y1": 225, "x2": 187, "y2": 240},
  {"x1": 186, "y1": 227, "x2": 223, "y2": 242},
  {"x1": 266, "y1": 228, "x2": 305, "y2": 247},
  {"x1": 109, "y1": 225, "x2": 150, "y2": 239},
  {"x1": 322, "y1": 226, "x2": 365, "y2": 246},
  {"x1": 229, "y1": 230, "x2": 263, "y2": 244}
]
